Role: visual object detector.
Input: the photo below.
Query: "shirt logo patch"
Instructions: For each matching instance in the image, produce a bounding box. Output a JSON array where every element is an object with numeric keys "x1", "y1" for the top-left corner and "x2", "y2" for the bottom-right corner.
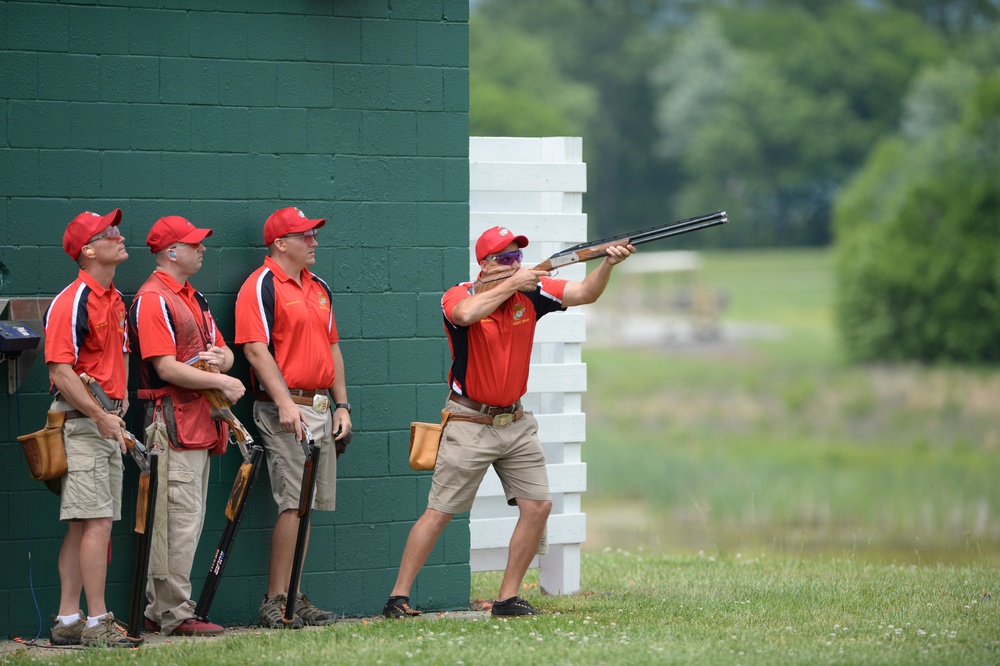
[
  {"x1": 512, "y1": 303, "x2": 526, "y2": 321},
  {"x1": 318, "y1": 294, "x2": 327, "y2": 307}
]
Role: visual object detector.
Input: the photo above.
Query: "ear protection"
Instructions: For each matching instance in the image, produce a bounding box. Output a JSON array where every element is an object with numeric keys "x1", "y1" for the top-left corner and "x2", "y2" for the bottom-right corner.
[
  {"x1": 83, "y1": 247, "x2": 95, "y2": 257},
  {"x1": 169, "y1": 251, "x2": 176, "y2": 259}
]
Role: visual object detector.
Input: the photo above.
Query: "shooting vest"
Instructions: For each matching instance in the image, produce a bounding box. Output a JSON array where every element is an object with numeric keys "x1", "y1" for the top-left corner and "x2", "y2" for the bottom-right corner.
[{"x1": 131, "y1": 274, "x2": 228, "y2": 454}]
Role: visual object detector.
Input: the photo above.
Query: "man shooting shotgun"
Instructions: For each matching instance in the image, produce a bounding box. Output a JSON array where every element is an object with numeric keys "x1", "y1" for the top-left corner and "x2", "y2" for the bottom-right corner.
[{"x1": 475, "y1": 210, "x2": 728, "y2": 291}]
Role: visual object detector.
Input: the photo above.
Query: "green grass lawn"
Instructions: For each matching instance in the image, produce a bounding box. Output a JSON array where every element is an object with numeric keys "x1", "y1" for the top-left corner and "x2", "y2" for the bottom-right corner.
[
  {"x1": 8, "y1": 550, "x2": 997, "y2": 665},
  {"x1": 582, "y1": 248, "x2": 1000, "y2": 564}
]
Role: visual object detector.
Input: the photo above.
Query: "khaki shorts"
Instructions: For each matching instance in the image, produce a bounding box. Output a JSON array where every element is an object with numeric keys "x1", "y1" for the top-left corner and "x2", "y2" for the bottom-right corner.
[
  {"x1": 427, "y1": 398, "x2": 550, "y2": 514},
  {"x1": 58, "y1": 407, "x2": 123, "y2": 522},
  {"x1": 253, "y1": 400, "x2": 337, "y2": 513}
]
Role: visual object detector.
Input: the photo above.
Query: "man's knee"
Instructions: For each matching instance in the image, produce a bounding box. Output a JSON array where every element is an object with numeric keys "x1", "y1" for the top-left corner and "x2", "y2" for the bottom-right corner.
[
  {"x1": 518, "y1": 498, "x2": 552, "y2": 522},
  {"x1": 419, "y1": 508, "x2": 454, "y2": 531}
]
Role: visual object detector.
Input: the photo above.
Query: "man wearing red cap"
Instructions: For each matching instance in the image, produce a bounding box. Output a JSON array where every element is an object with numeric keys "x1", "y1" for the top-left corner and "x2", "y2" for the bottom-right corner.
[
  {"x1": 45, "y1": 209, "x2": 143, "y2": 647},
  {"x1": 128, "y1": 216, "x2": 246, "y2": 637},
  {"x1": 383, "y1": 226, "x2": 634, "y2": 619},
  {"x1": 235, "y1": 206, "x2": 352, "y2": 628}
]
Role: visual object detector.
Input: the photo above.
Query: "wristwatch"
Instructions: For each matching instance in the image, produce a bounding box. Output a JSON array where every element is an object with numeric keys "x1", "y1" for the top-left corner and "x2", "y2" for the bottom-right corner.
[{"x1": 335, "y1": 402, "x2": 351, "y2": 414}]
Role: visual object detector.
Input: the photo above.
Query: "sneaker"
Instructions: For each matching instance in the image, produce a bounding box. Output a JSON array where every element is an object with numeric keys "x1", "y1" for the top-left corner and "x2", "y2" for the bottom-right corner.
[
  {"x1": 294, "y1": 594, "x2": 339, "y2": 626},
  {"x1": 258, "y1": 593, "x2": 304, "y2": 629},
  {"x1": 144, "y1": 617, "x2": 160, "y2": 633},
  {"x1": 491, "y1": 596, "x2": 540, "y2": 617},
  {"x1": 81, "y1": 613, "x2": 144, "y2": 647},
  {"x1": 382, "y1": 596, "x2": 422, "y2": 619},
  {"x1": 172, "y1": 617, "x2": 224, "y2": 636},
  {"x1": 50, "y1": 613, "x2": 84, "y2": 646}
]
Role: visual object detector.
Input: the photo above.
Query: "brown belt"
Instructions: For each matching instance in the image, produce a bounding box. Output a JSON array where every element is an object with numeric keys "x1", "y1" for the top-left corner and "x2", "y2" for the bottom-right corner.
[
  {"x1": 447, "y1": 391, "x2": 524, "y2": 427},
  {"x1": 255, "y1": 389, "x2": 328, "y2": 407},
  {"x1": 62, "y1": 410, "x2": 86, "y2": 420},
  {"x1": 448, "y1": 391, "x2": 520, "y2": 415}
]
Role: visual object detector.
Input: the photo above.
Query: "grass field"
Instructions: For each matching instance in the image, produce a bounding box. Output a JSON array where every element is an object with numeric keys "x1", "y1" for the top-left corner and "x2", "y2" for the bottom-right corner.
[
  {"x1": 7, "y1": 550, "x2": 997, "y2": 665},
  {"x1": 582, "y1": 248, "x2": 1000, "y2": 565}
]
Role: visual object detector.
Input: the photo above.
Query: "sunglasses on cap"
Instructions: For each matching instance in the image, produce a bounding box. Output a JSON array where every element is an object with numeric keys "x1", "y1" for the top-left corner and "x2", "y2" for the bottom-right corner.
[
  {"x1": 88, "y1": 226, "x2": 122, "y2": 243},
  {"x1": 486, "y1": 249, "x2": 523, "y2": 266}
]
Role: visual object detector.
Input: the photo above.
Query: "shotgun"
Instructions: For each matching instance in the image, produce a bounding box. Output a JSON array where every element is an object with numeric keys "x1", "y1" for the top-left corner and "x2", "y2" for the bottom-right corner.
[
  {"x1": 189, "y1": 358, "x2": 265, "y2": 622},
  {"x1": 282, "y1": 423, "x2": 323, "y2": 625},
  {"x1": 77, "y1": 373, "x2": 159, "y2": 639},
  {"x1": 476, "y1": 210, "x2": 729, "y2": 290},
  {"x1": 193, "y1": 436, "x2": 264, "y2": 622}
]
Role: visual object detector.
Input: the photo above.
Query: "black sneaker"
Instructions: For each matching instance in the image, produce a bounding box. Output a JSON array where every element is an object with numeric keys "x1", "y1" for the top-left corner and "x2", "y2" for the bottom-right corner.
[
  {"x1": 491, "y1": 596, "x2": 540, "y2": 617},
  {"x1": 382, "y1": 596, "x2": 421, "y2": 619}
]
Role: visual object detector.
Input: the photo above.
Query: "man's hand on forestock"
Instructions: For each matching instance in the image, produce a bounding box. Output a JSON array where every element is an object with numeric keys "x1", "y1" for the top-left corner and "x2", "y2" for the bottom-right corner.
[{"x1": 603, "y1": 242, "x2": 636, "y2": 266}]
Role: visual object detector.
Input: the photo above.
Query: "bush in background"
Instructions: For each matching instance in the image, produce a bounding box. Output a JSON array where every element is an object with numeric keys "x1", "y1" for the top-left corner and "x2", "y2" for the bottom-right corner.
[{"x1": 834, "y1": 42, "x2": 1000, "y2": 363}]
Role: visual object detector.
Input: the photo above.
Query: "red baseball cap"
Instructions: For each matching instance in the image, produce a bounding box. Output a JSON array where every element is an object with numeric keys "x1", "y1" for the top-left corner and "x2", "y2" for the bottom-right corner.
[
  {"x1": 63, "y1": 209, "x2": 122, "y2": 260},
  {"x1": 264, "y1": 207, "x2": 326, "y2": 246},
  {"x1": 146, "y1": 216, "x2": 213, "y2": 253},
  {"x1": 475, "y1": 226, "x2": 528, "y2": 262}
]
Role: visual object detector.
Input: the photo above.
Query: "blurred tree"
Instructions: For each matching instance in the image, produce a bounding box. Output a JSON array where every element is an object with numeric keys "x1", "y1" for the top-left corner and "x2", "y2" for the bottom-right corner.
[
  {"x1": 834, "y1": 30, "x2": 1000, "y2": 363},
  {"x1": 469, "y1": 16, "x2": 597, "y2": 137},
  {"x1": 651, "y1": 5, "x2": 946, "y2": 246},
  {"x1": 475, "y1": 0, "x2": 693, "y2": 239}
]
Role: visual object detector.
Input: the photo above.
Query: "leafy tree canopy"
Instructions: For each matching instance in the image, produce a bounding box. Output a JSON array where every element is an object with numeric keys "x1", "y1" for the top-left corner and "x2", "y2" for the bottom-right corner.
[{"x1": 833, "y1": 25, "x2": 1000, "y2": 363}]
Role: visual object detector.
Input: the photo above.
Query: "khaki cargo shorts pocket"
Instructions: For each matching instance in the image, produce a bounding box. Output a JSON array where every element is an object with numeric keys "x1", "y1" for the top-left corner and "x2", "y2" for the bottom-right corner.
[{"x1": 63, "y1": 454, "x2": 98, "y2": 510}]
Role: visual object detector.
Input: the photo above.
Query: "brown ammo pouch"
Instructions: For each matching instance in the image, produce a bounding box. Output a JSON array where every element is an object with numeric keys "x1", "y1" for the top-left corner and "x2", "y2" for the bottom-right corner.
[
  {"x1": 408, "y1": 410, "x2": 451, "y2": 471},
  {"x1": 18, "y1": 410, "x2": 69, "y2": 482}
]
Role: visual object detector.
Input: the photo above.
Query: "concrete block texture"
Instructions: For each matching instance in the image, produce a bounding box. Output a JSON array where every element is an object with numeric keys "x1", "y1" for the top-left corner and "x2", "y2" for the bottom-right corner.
[{"x1": 1, "y1": 0, "x2": 470, "y2": 631}]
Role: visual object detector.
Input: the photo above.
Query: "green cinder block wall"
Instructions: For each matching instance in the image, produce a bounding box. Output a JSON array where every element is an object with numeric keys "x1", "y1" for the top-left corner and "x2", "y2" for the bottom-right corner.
[{"x1": 0, "y1": 0, "x2": 470, "y2": 637}]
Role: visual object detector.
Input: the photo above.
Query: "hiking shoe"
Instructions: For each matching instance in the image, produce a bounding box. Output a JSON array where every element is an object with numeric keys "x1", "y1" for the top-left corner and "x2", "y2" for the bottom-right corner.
[
  {"x1": 172, "y1": 617, "x2": 224, "y2": 636},
  {"x1": 50, "y1": 613, "x2": 84, "y2": 646},
  {"x1": 81, "y1": 613, "x2": 144, "y2": 647},
  {"x1": 382, "y1": 596, "x2": 422, "y2": 619},
  {"x1": 294, "y1": 594, "x2": 338, "y2": 626},
  {"x1": 258, "y1": 593, "x2": 304, "y2": 629},
  {"x1": 144, "y1": 617, "x2": 160, "y2": 633},
  {"x1": 491, "y1": 596, "x2": 540, "y2": 617}
]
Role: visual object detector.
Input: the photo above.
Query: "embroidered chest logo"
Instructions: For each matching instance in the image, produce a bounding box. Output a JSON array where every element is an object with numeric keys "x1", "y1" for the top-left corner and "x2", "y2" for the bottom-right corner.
[
  {"x1": 512, "y1": 303, "x2": 526, "y2": 321},
  {"x1": 317, "y1": 294, "x2": 328, "y2": 307},
  {"x1": 118, "y1": 310, "x2": 126, "y2": 331}
]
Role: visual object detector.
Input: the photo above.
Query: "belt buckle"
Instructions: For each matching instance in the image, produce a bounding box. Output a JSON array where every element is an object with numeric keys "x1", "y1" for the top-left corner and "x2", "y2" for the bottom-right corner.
[
  {"x1": 312, "y1": 393, "x2": 330, "y2": 413},
  {"x1": 492, "y1": 412, "x2": 513, "y2": 429}
]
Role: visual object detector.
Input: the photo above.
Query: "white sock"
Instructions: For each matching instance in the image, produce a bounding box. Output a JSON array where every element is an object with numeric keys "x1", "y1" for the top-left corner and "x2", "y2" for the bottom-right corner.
[
  {"x1": 85, "y1": 612, "x2": 109, "y2": 628},
  {"x1": 56, "y1": 613, "x2": 81, "y2": 625}
]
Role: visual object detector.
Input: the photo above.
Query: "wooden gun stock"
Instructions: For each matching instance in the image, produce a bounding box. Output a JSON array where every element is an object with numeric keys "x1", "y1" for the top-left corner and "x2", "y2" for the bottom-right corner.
[
  {"x1": 191, "y1": 360, "x2": 253, "y2": 444},
  {"x1": 225, "y1": 461, "x2": 254, "y2": 522}
]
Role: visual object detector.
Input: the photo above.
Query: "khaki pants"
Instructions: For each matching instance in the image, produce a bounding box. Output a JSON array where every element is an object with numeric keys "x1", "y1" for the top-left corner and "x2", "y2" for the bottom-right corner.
[{"x1": 144, "y1": 444, "x2": 211, "y2": 634}]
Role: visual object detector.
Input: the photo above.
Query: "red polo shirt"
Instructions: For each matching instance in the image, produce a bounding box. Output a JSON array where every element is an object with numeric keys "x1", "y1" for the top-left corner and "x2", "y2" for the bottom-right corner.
[
  {"x1": 45, "y1": 269, "x2": 130, "y2": 400},
  {"x1": 235, "y1": 255, "x2": 338, "y2": 392},
  {"x1": 443, "y1": 277, "x2": 567, "y2": 408}
]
